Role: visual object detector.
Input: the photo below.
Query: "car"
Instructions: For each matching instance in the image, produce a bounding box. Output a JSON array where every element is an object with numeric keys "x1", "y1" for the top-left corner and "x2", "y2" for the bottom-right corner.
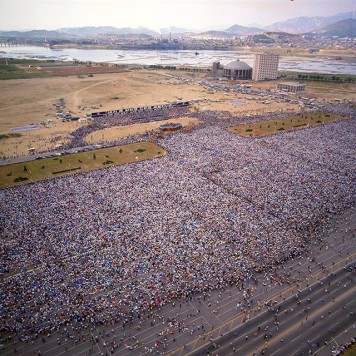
[
  {"x1": 347, "y1": 264, "x2": 356, "y2": 273},
  {"x1": 35, "y1": 156, "x2": 43, "y2": 160}
]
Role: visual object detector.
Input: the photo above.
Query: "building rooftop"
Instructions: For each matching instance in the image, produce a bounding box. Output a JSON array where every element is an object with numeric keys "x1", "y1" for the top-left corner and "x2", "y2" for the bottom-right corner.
[
  {"x1": 278, "y1": 81, "x2": 305, "y2": 86},
  {"x1": 224, "y1": 60, "x2": 251, "y2": 71}
]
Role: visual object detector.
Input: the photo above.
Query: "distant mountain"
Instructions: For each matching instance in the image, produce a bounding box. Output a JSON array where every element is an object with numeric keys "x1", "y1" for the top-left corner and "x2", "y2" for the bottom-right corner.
[
  {"x1": 225, "y1": 24, "x2": 263, "y2": 35},
  {"x1": 251, "y1": 34, "x2": 275, "y2": 44},
  {"x1": 160, "y1": 26, "x2": 194, "y2": 34},
  {"x1": 58, "y1": 26, "x2": 159, "y2": 37},
  {"x1": 247, "y1": 23, "x2": 265, "y2": 30},
  {"x1": 308, "y1": 18, "x2": 356, "y2": 37},
  {"x1": 192, "y1": 24, "x2": 263, "y2": 39},
  {"x1": 0, "y1": 27, "x2": 159, "y2": 41},
  {"x1": 0, "y1": 29, "x2": 73, "y2": 39},
  {"x1": 266, "y1": 11, "x2": 356, "y2": 34},
  {"x1": 113, "y1": 33, "x2": 154, "y2": 40},
  {"x1": 191, "y1": 31, "x2": 236, "y2": 39},
  {"x1": 59, "y1": 26, "x2": 117, "y2": 35},
  {"x1": 264, "y1": 31, "x2": 299, "y2": 38},
  {"x1": 116, "y1": 27, "x2": 159, "y2": 36}
]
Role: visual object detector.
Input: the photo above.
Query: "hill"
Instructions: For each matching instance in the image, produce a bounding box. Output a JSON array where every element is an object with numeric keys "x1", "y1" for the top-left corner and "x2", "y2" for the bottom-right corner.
[
  {"x1": 309, "y1": 18, "x2": 356, "y2": 37},
  {"x1": 225, "y1": 24, "x2": 263, "y2": 35},
  {"x1": 58, "y1": 26, "x2": 159, "y2": 37},
  {"x1": 0, "y1": 29, "x2": 74, "y2": 39},
  {"x1": 191, "y1": 30, "x2": 236, "y2": 39},
  {"x1": 266, "y1": 11, "x2": 356, "y2": 34},
  {"x1": 160, "y1": 26, "x2": 194, "y2": 34}
]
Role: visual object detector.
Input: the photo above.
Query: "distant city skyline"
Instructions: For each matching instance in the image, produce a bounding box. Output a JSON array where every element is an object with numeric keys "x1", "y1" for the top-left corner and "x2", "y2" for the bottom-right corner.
[{"x1": 0, "y1": 0, "x2": 355, "y2": 32}]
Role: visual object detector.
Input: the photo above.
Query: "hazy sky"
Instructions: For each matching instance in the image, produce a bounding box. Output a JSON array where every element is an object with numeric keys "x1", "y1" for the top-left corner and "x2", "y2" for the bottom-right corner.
[{"x1": 0, "y1": 0, "x2": 355, "y2": 31}]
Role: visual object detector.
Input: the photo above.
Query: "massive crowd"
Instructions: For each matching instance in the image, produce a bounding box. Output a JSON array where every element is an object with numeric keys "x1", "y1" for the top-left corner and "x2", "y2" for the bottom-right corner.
[
  {"x1": 66, "y1": 106, "x2": 190, "y2": 148},
  {"x1": 0, "y1": 101, "x2": 355, "y2": 347}
]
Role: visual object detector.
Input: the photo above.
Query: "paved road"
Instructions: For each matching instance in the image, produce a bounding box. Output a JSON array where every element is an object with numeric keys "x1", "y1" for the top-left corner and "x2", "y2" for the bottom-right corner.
[
  {"x1": 0, "y1": 144, "x2": 110, "y2": 166},
  {"x1": 195, "y1": 267, "x2": 355, "y2": 356}
]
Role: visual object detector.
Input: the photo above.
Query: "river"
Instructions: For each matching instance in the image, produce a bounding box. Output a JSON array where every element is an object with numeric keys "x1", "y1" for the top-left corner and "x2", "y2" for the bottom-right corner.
[{"x1": 0, "y1": 45, "x2": 355, "y2": 75}]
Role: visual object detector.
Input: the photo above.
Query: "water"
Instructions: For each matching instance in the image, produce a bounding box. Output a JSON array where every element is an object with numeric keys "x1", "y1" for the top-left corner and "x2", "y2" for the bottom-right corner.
[{"x1": 0, "y1": 45, "x2": 355, "y2": 75}]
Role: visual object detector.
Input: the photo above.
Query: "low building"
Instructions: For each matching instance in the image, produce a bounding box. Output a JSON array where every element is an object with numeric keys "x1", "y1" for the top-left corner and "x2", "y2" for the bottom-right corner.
[
  {"x1": 211, "y1": 61, "x2": 224, "y2": 78},
  {"x1": 277, "y1": 82, "x2": 305, "y2": 93}
]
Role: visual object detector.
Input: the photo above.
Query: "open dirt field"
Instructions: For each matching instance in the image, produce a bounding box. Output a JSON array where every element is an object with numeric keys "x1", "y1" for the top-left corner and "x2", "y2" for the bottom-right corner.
[
  {"x1": 0, "y1": 70, "x2": 305, "y2": 134},
  {"x1": 0, "y1": 70, "x2": 207, "y2": 157},
  {"x1": 0, "y1": 70, "x2": 206, "y2": 133},
  {"x1": 0, "y1": 121, "x2": 88, "y2": 157},
  {"x1": 191, "y1": 95, "x2": 300, "y2": 116},
  {"x1": 1, "y1": 69, "x2": 353, "y2": 158},
  {"x1": 251, "y1": 80, "x2": 356, "y2": 102},
  {"x1": 46, "y1": 65, "x2": 128, "y2": 76},
  {"x1": 85, "y1": 117, "x2": 199, "y2": 144}
]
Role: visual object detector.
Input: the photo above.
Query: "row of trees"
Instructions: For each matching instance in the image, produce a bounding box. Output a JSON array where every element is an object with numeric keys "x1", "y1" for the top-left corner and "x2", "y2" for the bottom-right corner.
[
  {"x1": 296, "y1": 74, "x2": 354, "y2": 82},
  {"x1": 145, "y1": 65, "x2": 208, "y2": 72}
]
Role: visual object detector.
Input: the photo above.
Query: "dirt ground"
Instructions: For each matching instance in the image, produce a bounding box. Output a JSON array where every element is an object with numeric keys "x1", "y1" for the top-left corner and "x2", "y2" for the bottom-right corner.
[
  {"x1": 0, "y1": 70, "x2": 204, "y2": 133},
  {"x1": 0, "y1": 70, "x2": 207, "y2": 157},
  {"x1": 250, "y1": 80, "x2": 356, "y2": 102},
  {"x1": 0, "y1": 69, "x2": 354, "y2": 158},
  {"x1": 0, "y1": 121, "x2": 87, "y2": 158},
  {"x1": 85, "y1": 117, "x2": 199, "y2": 144},
  {"x1": 190, "y1": 96, "x2": 300, "y2": 116},
  {"x1": 47, "y1": 65, "x2": 128, "y2": 76}
]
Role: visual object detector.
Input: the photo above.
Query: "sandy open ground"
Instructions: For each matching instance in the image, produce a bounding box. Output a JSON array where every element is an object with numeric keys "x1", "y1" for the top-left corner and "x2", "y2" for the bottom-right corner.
[
  {"x1": 0, "y1": 121, "x2": 88, "y2": 157},
  {"x1": 85, "y1": 117, "x2": 199, "y2": 144},
  {"x1": 191, "y1": 96, "x2": 300, "y2": 116},
  {"x1": 0, "y1": 69, "x2": 354, "y2": 158},
  {"x1": 251, "y1": 80, "x2": 356, "y2": 102},
  {"x1": 0, "y1": 70, "x2": 206, "y2": 132}
]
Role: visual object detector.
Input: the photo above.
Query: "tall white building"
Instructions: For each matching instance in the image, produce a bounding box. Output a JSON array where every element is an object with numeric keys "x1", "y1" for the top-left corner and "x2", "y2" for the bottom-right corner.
[{"x1": 252, "y1": 53, "x2": 279, "y2": 81}]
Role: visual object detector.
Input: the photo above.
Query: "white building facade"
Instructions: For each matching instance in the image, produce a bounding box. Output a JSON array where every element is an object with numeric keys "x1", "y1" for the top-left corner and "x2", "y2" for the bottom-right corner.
[{"x1": 252, "y1": 53, "x2": 279, "y2": 81}]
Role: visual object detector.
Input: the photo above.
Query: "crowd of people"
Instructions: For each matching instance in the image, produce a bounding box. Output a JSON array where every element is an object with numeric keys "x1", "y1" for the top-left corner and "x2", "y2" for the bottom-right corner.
[
  {"x1": 66, "y1": 106, "x2": 190, "y2": 148},
  {"x1": 331, "y1": 338, "x2": 356, "y2": 355},
  {"x1": 1, "y1": 99, "x2": 355, "y2": 349}
]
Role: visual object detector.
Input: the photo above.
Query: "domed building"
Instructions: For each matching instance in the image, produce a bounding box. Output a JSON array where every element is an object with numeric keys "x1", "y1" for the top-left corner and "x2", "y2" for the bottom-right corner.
[{"x1": 223, "y1": 60, "x2": 252, "y2": 80}]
